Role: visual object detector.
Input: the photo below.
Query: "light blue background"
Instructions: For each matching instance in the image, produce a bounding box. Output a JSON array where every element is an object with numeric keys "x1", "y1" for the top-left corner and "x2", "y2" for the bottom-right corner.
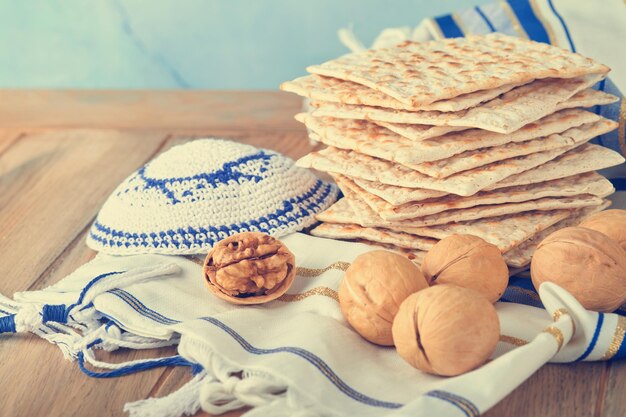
[{"x1": 0, "y1": 0, "x2": 480, "y2": 89}]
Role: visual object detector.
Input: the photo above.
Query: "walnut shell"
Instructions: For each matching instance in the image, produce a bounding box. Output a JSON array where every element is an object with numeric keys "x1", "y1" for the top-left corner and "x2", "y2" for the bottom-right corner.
[
  {"x1": 531, "y1": 227, "x2": 626, "y2": 312},
  {"x1": 421, "y1": 234, "x2": 509, "y2": 303},
  {"x1": 580, "y1": 209, "x2": 626, "y2": 251},
  {"x1": 203, "y1": 232, "x2": 295, "y2": 305},
  {"x1": 339, "y1": 250, "x2": 429, "y2": 346},
  {"x1": 392, "y1": 284, "x2": 500, "y2": 376}
]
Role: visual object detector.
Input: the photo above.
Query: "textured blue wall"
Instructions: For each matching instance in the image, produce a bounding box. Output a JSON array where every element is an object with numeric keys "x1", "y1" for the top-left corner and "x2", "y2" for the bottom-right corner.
[{"x1": 0, "y1": 0, "x2": 479, "y2": 89}]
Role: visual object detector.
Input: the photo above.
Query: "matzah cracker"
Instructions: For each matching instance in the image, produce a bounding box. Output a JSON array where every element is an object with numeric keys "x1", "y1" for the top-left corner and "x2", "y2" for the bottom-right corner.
[
  {"x1": 404, "y1": 119, "x2": 616, "y2": 178},
  {"x1": 297, "y1": 142, "x2": 585, "y2": 196},
  {"x1": 299, "y1": 109, "x2": 601, "y2": 166},
  {"x1": 309, "y1": 76, "x2": 613, "y2": 134},
  {"x1": 373, "y1": 124, "x2": 463, "y2": 142},
  {"x1": 337, "y1": 172, "x2": 613, "y2": 220},
  {"x1": 307, "y1": 33, "x2": 608, "y2": 106},
  {"x1": 377, "y1": 88, "x2": 616, "y2": 141},
  {"x1": 310, "y1": 222, "x2": 437, "y2": 251},
  {"x1": 314, "y1": 200, "x2": 573, "y2": 252},
  {"x1": 356, "y1": 239, "x2": 427, "y2": 265},
  {"x1": 504, "y1": 201, "x2": 611, "y2": 268},
  {"x1": 351, "y1": 177, "x2": 447, "y2": 205},
  {"x1": 487, "y1": 144, "x2": 626, "y2": 190},
  {"x1": 340, "y1": 181, "x2": 603, "y2": 227},
  {"x1": 347, "y1": 144, "x2": 625, "y2": 205},
  {"x1": 385, "y1": 196, "x2": 601, "y2": 229},
  {"x1": 281, "y1": 74, "x2": 523, "y2": 112}
]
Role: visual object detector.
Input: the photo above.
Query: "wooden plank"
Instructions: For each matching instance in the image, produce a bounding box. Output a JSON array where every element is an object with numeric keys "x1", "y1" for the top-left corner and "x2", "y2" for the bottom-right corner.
[
  {"x1": 0, "y1": 129, "x2": 167, "y2": 295},
  {"x1": 0, "y1": 130, "x2": 22, "y2": 156},
  {"x1": 601, "y1": 361, "x2": 626, "y2": 417},
  {"x1": 0, "y1": 90, "x2": 303, "y2": 132},
  {"x1": 485, "y1": 362, "x2": 607, "y2": 417}
]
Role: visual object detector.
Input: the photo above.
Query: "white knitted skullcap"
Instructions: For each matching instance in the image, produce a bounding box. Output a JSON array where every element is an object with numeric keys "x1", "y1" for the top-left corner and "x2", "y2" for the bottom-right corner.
[{"x1": 87, "y1": 138, "x2": 339, "y2": 255}]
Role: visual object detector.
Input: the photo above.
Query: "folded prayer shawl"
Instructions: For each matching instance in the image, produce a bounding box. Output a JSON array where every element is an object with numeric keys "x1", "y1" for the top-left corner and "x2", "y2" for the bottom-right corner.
[
  {"x1": 1, "y1": 233, "x2": 626, "y2": 417},
  {"x1": 86, "y1": 138, "x2": 339, "y2": 255}
]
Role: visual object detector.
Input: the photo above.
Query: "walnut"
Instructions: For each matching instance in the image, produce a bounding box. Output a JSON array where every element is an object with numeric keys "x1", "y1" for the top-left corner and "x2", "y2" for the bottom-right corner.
[
  {"x1": 531, "y1": 226, "x2": 626, "y2": 312},
  {"x1": 392, "y1": 284, "x2": 500, "y2": 376},
  {"x1": 421, "y1": 234, "x2": 509, "y2": 303},
  {"x1": 580, "y1": 209, "x2": 626, "y2": 251},
  {"x1": 339, "y1": 250, "x2": 429, "y2": 346},
  {"x1": 203, "y1": 232, "x2": 296, "y2": 305}
]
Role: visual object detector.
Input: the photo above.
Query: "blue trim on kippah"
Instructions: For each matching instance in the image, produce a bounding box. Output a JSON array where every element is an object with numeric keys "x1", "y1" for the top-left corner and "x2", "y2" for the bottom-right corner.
[
  {"x1": 130, "y1": 151, "x2": 274, "y2": 204},
  {"x1": 89, "y1": 179, "x2": 335, "y2": 252}
]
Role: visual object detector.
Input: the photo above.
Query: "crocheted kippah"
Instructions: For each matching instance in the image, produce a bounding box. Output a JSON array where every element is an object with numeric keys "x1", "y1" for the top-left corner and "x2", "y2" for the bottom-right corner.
[{"x1": 87, "y1": 138, "x2": 339, "y2": 255}]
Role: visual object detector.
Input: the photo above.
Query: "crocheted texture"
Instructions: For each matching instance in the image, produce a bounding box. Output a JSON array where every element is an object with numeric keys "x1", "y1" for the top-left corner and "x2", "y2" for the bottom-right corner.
[{"x1": 87, "y1": 139, "x2": 339, "y2": 255}]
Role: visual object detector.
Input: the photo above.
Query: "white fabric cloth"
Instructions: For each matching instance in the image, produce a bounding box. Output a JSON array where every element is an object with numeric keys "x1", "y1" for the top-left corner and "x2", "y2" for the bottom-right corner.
[{"x1": 8, "y1": 232, "x2": 626, "y2": 417}]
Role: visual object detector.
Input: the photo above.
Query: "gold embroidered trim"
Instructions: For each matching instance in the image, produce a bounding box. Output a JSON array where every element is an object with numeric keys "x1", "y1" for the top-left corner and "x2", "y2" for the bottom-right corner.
[
  {"x1": 452, "y1": 13, "x2": 470, "y2": 35},
  {"x1": 529, "y1": 0, "x2": 557, "y2": 45},
  {"x1": 500, "y1": 1, "x2": 530, "y2": 39},
  {"x1": 618, "y1": 99, "x2": 626, "y2": 157},
  {"x1": 601, "y1": 316, "x2": 626, "y2": 360},
  {"x1": 278, "y1": 287, "x2": 339, "y2": 302},
  {"x1": 296, "y1": 262, "x2": 350, "y2": 278},
  {"x1": 543, "y1": 326, "x2": 564, "y2": 351},
  {"x1": 552, "y1": 308, "x2": 576, "y2": 335},
  {"x1": 500, "y1": 335, "x2": 529, "y2": 346}
]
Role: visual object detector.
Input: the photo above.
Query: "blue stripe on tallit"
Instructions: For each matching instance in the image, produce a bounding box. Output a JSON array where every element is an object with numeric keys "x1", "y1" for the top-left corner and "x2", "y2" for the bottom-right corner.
[
  {"x1": 505, "y1": 0, "x2": 550, "y2": 43},
  {"x1": 434, "y1": 15, "x2": 464, "y2": 38}
]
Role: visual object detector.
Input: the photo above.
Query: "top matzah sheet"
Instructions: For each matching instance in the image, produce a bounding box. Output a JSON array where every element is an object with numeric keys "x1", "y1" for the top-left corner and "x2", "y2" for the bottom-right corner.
[
  {"x1": 307, "y1": 33, "x2": 608, "y2": 106},
  {"x1": 281, "y1": 74, "x2": 524, "y2": 112},
  {"x1": 309, "y1": 76, "x2": 614, "y2": 134}
]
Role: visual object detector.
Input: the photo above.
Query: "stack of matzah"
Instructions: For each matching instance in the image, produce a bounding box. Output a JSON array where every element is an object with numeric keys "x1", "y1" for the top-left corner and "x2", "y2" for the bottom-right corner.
[{"x1": 281, "y1": 34, "x2": 624, "y2": 269}]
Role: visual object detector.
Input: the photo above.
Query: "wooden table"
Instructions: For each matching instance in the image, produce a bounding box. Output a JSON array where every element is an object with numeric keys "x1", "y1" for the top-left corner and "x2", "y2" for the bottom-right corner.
[{"x1": 0, "y1": 90, "x2": 624, "y2": 417}]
